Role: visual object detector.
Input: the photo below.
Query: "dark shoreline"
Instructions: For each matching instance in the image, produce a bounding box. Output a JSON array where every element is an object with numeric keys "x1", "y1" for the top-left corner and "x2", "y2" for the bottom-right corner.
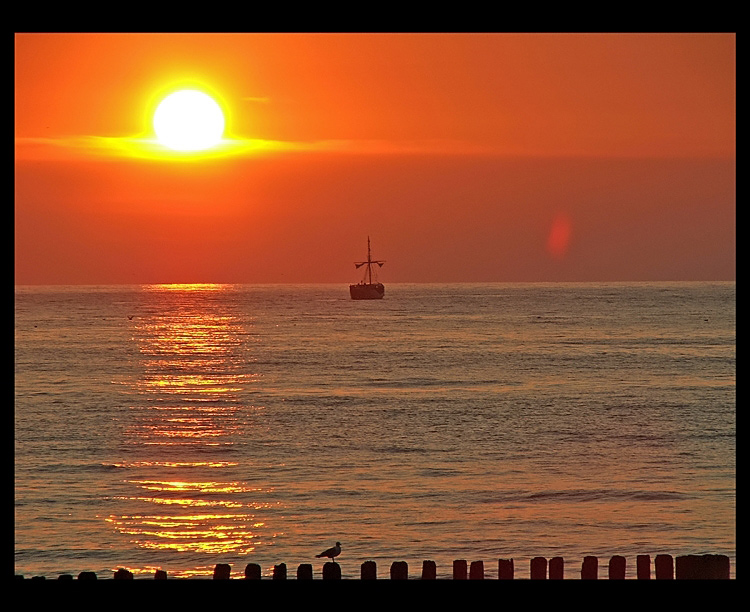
[{"x1": 15, "y1": 553, "x2": 733, "y2": 580}]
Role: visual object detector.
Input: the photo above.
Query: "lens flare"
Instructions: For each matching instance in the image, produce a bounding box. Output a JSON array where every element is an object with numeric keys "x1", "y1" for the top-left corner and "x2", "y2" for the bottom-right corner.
[{"x1": 547, "y1": 213, "x2": 572, "y2": 259}]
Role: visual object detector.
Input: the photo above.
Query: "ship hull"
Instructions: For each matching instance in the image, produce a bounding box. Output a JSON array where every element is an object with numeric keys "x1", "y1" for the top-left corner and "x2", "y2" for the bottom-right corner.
[{"x1": 349, "y1": 283, "x2": 385, "y2": 300}]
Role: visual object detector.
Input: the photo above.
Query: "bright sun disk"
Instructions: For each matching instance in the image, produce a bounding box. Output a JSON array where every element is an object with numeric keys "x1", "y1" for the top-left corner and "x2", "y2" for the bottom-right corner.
[{"x1": 153, "y1": 89, "x2": 225, "y2": 152}]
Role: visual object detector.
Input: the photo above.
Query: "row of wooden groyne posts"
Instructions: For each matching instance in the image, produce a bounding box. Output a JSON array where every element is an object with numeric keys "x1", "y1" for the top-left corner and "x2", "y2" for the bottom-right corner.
[{"x1": 17, "y1": 553, "x2": 732, "y2": 580}]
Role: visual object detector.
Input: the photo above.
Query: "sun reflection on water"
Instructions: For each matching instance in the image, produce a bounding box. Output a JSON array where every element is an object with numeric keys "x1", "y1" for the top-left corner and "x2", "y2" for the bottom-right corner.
[
  {"x1": 105, "y1": 512, "x2": 264, "y2": 555},
  {"x1": 107, "y1": 284, "x2": 278, "y2": 570}
]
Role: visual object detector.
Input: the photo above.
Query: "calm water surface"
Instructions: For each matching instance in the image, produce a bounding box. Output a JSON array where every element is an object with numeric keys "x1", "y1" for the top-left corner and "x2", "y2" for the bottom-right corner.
[{"x1": 15, "y1": 283, "x2": 736, "y2": 578}]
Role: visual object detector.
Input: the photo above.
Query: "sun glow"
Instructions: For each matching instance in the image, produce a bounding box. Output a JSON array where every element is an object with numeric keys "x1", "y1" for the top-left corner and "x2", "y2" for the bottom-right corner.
[
  {"x1": 153, "y1": 89, "x2": 225, "y2": 152},
  {"x1": 23, "y1": 84, "x2": 307, "y2": 161}
]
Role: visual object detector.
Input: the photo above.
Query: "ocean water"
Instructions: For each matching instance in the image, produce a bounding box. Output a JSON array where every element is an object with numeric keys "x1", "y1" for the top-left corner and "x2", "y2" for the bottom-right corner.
[{"x1": 14, "y1": 282, "x2": 735, "y2": 579}]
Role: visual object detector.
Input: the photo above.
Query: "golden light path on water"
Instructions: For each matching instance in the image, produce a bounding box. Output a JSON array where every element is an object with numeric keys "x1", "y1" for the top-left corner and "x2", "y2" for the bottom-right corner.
[{"x1": 105, "y1": 284, "x2": 274, "y2": 578}]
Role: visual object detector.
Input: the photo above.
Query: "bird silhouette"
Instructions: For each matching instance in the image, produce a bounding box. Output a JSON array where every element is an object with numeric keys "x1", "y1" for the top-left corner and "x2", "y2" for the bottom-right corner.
[{"x1": 316, "y1": 542, "x2": 341, "y2": 561}]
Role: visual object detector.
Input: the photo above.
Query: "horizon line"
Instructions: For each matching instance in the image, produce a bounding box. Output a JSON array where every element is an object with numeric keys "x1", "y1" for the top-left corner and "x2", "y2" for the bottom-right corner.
[{"x1": 14, "y1": 279, "x2": 736, "y2": 288}]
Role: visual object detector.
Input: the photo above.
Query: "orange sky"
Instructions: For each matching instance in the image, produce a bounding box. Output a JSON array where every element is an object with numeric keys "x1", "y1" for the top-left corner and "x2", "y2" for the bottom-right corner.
[{"x1": 15, "y1": 33, "x2": 735, "y2": 284}]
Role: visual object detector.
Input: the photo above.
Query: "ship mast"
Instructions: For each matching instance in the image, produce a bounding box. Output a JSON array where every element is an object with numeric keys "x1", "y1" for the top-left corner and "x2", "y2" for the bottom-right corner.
[
  {"x1": 367, "y1": 236, "x2": 373, "y2": 284},
  {"x1": 355, "y1": 236, "x2": 385, "y2": 284}
]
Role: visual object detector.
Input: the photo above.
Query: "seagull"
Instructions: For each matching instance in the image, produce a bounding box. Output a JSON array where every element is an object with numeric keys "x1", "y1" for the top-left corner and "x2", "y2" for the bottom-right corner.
[{"x1": 315, "y1": 542, "x2": 341, "y2": 561}]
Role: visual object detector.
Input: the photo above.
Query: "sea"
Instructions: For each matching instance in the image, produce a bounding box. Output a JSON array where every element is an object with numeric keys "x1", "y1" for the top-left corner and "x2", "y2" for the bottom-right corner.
[{"x1": 14, "y1": 282, "x2": 736, "y2": 579}]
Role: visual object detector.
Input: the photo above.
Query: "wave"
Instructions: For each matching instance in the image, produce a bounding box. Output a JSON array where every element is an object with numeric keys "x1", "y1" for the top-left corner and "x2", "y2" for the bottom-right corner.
[
  {"x1": 32, "y1": 462, "x2": 120, "y2": 473},
  {"x1": 484, "y1": 488, "x2": 693, "y2": 504}
]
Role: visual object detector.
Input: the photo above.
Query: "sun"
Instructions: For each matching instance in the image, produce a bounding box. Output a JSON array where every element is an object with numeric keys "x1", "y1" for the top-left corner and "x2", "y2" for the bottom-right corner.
[{"x1": 153, "y1": 89, "x2": 225, "y2": 152}]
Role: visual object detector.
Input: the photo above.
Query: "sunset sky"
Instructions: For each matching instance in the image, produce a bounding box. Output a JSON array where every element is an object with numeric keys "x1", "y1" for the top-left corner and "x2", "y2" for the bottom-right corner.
[{"x1": 15, "y1": 33, "x2": 735, "y2": 285}]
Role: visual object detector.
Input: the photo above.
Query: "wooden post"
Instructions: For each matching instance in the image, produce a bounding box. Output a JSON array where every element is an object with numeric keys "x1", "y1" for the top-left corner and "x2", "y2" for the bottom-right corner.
[
  {"x1": 469, "y1": 561, "x2": 484, "y2": 580},
  {"x1": 114, "y1": 568, "x2": 133, "y2": 580},
  {"x1": 498, "y1": 558, "x2": 514, "y2": 580},
  {"x1": 655, "y1": 554, "x2": 673, "y2": 579},
  {"x1": 581, "y1": 556, "x2": 598, "y2": 580},
  {"x1": 323, "y1": 562, "x2": 341, "y2": 580},
  {"x1": 297, "y1": 563, "x2": 313, "y2": 580},
  {"x1": 709, "y1": 555, "x2": 730, "y2": 579},
  {"x1": 361, "y1": 561, "x2": 377, "y2": 580},
  {"x1": 273, "y1": 563, "x2": 287, "y2": 580},
  {"x1": 390, "y1": 561, "x2": 408, "y2": 580},
  {"x1": 530, "y1": 557, "x2": 547, "y2": 579},
  {"x1": 636, "y1": 555, "x2": 651, "y2": 580},
  {"x1": 676, "y1": 555, "x2": 695, "y2": 580},
  {"x1": 213, "y1": 563, "x2": 231, "y2": 580},
  {"x1": 245, "y1": 563, "x2": 261, "y2": 580},
  {"x1": 676, "y1": 554, "x2": 730, "y2": 580},
  {"x1": 608, "y1": 555, "x2": 626, "y2": 579},
  {"x1": 549, "y1": 557, "x2": 564, "y2": 580},
  {"x1": 421, "y1": 560, "x2": 437, "y2": 580},
  {"x1": 453, "y1": 559, "x2": 467, "y2": 580}
]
